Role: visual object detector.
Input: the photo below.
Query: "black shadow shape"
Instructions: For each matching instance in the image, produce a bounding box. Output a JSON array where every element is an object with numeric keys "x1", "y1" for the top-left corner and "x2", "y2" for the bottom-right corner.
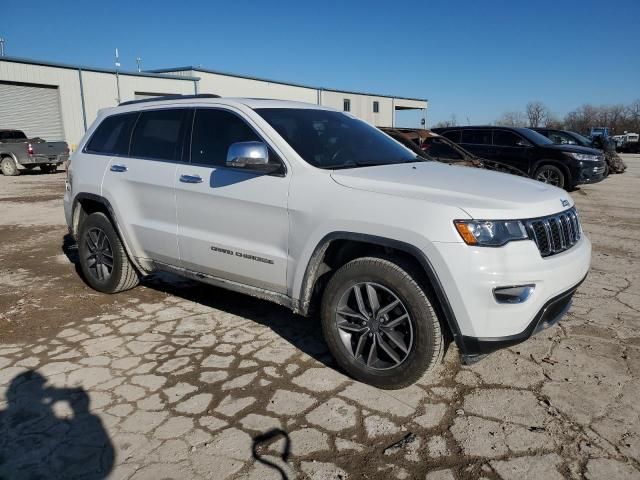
[
  {"x1": 252, "y1": 428, "x2": 291, "y2": 480},
  {"x1": 0, "y1": 370, "x2": 114, "y2": 479}
]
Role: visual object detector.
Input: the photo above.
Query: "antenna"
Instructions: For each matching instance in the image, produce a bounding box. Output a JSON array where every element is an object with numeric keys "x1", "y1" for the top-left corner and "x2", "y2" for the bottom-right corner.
[
  {"x1": 136, "y1": 56, "x2": 142, "y2": 72},
  {"x1": 0, "y1": 37, "x2": 5, "y2": 57}
]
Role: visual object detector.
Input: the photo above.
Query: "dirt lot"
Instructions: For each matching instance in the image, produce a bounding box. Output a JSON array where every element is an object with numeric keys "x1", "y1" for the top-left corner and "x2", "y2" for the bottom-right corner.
[{"x1": 1, "y1": 158, "x2": 639, "y2": 480}]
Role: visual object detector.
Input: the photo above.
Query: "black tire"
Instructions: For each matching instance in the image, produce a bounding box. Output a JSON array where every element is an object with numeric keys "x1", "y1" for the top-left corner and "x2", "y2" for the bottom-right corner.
[
  {"x1": 77, "y1": 212, "x2": 139, "y2": 293},
  {"x1": 1, "y1": 157, "x2": 20, "y2": 176},
  {"x1": 40, "y1": 164, "x2": 57, "y2": 174},
  {"x1": 534, "y1": 164, "x2": 565, "y2": 189},
  {"x1": 321, "y1": 256, "x2": 444, "y2": 389},
  {"x1": 603, "y1": 162, "x2": 610, "y2": 178}
]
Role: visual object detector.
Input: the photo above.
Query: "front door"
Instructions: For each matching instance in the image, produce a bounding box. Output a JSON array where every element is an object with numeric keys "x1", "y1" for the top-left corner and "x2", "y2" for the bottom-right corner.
[
  {"x1": 491, "y1": 129, "x2": 534, "y2": 174},
  {"x1": 175, "y1": 107, "x2": 290, "y2": 294}
]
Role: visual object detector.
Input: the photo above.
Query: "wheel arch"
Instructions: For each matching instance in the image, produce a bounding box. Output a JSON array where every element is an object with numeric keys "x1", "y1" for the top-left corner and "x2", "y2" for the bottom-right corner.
[
  {"x1": 296, "y1": 232, "x2": 464, "y2": 350},
  {"x1": 72, "y1": 193, "x2": 147, "y2": 275},
  {"x1": 532, "y1": 159, "x2": 572, "y2": 186}
]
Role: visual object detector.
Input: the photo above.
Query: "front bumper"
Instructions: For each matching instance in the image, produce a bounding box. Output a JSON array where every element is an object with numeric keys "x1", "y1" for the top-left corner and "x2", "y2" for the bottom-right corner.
[
  {"x1": 574, "y1": 160, "x2": 606, "y2": 185},
  {"x1": 429, "y1": 233, "x2": 591, "y2": 355},
  {"x1": 460, "y1": 274, "x2": 585, "y2": 359}
]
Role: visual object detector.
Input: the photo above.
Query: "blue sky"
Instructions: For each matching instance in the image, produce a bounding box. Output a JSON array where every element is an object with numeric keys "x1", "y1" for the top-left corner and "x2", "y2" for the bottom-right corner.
[{"x1": 3, "y1": 0, "x2": 639, "y2": 126}]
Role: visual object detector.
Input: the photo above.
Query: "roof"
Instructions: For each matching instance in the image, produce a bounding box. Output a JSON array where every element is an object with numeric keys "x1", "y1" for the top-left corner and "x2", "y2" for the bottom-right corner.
[
  {"x1": 147, "y1": 65, "x2": 427, "y2": 103},
  {"x1": 0, "y1": 56, "x2": 201, "y2": 81}
]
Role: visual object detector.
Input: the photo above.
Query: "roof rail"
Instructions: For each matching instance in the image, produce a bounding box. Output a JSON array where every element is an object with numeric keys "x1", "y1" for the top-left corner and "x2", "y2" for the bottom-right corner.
[{"x1": 119, "y1": 93, "x2": 220, "y2": 107}]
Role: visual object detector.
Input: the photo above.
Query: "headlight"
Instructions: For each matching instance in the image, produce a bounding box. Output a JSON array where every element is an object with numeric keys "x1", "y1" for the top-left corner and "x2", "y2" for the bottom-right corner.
[
  {"x1": 454, "y1": 220, "x2": 528, "y2": 246},
  {"x1": 568, "y1": 152, "x2": 600, "y2": 162}
]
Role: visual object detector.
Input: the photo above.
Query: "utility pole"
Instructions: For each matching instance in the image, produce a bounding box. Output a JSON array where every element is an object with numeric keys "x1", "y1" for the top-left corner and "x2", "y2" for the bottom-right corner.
[
  {"x1": 114, "y1": 48, "x2": 121, "y2": 104},
  {"x1": 136, "y1": 56, "x2": 142, "y2": 73},
  {"x1": 0, "y1": 38, "x2": 5, "y2": 57}
]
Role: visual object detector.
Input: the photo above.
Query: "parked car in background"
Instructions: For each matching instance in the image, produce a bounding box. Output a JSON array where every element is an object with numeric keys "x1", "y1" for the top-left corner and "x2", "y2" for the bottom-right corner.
[
  {"x1": 65, "y1": 95, "x2": 591, "y2": 388},
  {"x1": 615, "y1": 133, "x2": 640, "y2": 153},
  {"x1": 0, "y1": 129, "x2": 69, "y2": 176},
  {"x1": 533, "y1": 128, "x2": 627, "y2": 175},
  {"x1": 380, "y1": 127, "x2": 527, "y2": 177},
  {"x1": 432, "y1": 126, "x2": 606, "y2": 190}
]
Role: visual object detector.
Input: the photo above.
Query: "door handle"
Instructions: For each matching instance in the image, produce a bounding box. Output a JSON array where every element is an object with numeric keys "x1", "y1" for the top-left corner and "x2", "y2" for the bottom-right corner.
[
  {"x1": 110, "y1": 164, "x2": 128, "y2": 172},
  {"x1": 179, "y1": 174, "x2": 203, "y2": 184}
]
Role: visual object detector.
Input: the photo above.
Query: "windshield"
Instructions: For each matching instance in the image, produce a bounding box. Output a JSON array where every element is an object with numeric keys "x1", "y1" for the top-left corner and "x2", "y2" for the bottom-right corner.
[
  {"x1": 517, "y1": 128, "x2": 554, "y2": 146},
  {"x1": 256, "y1": 108, "x2": 421, "y2": 169}
]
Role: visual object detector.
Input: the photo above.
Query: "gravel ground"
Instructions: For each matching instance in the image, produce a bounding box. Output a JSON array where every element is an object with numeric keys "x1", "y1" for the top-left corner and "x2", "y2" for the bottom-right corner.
[{"x1": 0, "y1": 157, "x2": 639, "y2": 480}]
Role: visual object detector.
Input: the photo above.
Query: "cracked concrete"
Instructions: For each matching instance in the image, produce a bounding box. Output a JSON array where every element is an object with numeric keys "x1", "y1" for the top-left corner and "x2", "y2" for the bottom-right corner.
[{"x1": 0, "y1": 156, "x2": 639, "y2": 479}]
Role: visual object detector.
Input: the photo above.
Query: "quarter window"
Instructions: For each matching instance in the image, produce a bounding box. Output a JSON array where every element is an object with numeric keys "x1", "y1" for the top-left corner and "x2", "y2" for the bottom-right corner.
[
  {"x1": 343, "y1": 99, "x2": 351, "y2": 112},
  {"x1": 86, "y1": 113, "x2": 138, "y2": 155},
  {"x1": 373, "y1": 101, "x2": 379, "y2": 113},
  {"x1": 130, "y1": 109, "x2": 187, "y2": 161},
  {"x1": 461, "y1": 129, "x2": 491, "y2": 145}
]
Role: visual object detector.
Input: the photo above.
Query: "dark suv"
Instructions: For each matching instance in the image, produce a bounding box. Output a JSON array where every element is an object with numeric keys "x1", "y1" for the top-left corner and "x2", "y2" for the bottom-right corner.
[{"x1": 431, "y1": 126, "x2": 606, "y2": 189}]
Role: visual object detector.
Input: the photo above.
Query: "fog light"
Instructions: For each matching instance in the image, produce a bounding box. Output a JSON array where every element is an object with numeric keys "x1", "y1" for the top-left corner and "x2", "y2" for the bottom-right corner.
[{"x1": 493, "y1": 285, "x2": 535, "y2": 304}]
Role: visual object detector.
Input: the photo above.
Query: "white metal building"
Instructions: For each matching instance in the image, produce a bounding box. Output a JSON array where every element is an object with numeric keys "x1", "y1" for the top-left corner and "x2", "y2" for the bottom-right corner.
[{"x1": 0, "y1": 56, "x2": 427, "y2": 148}]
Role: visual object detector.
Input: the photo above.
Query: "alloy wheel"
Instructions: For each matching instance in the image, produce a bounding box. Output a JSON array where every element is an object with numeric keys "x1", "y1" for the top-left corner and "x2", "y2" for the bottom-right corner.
[
  {"x1": 84, "y1": 227, "x2": 114, "y2": 282},
  {"x1": 334, "y1": 282, "x2": 414, "y2": 370},
  {"x1": 536, "y1": 167, "x2": 561, "y2": 186}
]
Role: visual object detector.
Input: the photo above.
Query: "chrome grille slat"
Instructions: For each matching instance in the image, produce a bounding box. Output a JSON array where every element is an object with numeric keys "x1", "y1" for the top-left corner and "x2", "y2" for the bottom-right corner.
[{"x1": 525, "y1": 207, "x2": 581, "y2": 257}]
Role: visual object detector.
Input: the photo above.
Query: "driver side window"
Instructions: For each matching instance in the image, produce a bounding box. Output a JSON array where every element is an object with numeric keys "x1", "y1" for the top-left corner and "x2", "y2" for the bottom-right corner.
[{"x1": 190, "y1": 109, "x2": 283, "y2": 173}]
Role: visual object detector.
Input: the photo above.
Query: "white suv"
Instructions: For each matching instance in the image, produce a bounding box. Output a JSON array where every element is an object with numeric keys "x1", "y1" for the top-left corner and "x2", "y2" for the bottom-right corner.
[{"x1": 64, "y1": 95, "x2": 591, "y2": 389}]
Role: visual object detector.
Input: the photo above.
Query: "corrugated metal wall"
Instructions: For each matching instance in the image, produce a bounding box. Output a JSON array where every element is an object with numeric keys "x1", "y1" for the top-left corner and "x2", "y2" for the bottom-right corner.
[{"x1": 0, "y1": 81, "x2": 65, "y2": 140}]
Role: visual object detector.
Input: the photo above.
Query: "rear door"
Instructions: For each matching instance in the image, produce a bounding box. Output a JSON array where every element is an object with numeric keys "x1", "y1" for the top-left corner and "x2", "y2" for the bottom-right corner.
[
  {"x1": 175, "y1": 107, "x2": 290, "y2": 294},
  {"x1": 460, "y1": 129, "x2": 493, "y2": 158},
  {"x1": 101, "y1": 108, "x2": 189, "y2": 265},
  {"x1": 491, "y1": 129, "x2": 534, "y2": 174}
]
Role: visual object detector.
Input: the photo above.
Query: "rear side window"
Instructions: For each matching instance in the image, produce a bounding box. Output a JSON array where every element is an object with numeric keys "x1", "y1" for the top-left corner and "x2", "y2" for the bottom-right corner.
[
  {"x1": 86, "y1": 113, "x2": 137, "y2": 155},
  {"x1": 191, "y1": 108, "x2": 284, "y2": 172},
  {"x1": 441, "y1": 130, "x2": 461, "y2": 143},
  {"x1": 461, "y1": 129, "x2": 491, "y2": 145},
  {"x1": 130, "y1": 109, "x2": 187, "y2": 161},
  {"x1": 493, "y1": 130, "x2": 524, "y2": 147}
]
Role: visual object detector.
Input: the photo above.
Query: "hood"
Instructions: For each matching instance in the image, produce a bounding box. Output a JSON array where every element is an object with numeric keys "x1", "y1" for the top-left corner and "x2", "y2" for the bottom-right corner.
[
  {"x1": 330, "y1": 162, "x2": 573, "y2": 219},
  {"x1": 543, "y1": 143, "x2": 602, "y2": 156}
]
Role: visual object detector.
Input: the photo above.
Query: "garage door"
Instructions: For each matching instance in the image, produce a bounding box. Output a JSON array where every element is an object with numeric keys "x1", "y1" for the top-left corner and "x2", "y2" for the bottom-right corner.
[
  {"x1": 0, "y1": 81, "x2": 65, "y2": 141},
  {"x1": 134, "y1": 92, "x2": 175, "y2": 100}
]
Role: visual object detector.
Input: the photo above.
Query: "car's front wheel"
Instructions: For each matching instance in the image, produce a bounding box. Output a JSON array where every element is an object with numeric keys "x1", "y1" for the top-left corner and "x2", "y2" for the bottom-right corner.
[
  {"x1": 321, "y1": 256, "x2": 444, "y2": 389},
  {"x1": 77, "y1": 212, "x2": 139, "y2": 293},
  {"x1": 535, "y1": 164, "x2": 565, "y2": 189}
]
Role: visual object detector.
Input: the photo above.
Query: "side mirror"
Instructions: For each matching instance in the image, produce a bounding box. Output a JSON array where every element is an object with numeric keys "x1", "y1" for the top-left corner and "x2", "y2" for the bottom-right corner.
[
  {"x1": 515, "y1": 139, "x2": 531, "y2": 147},
  {"x1": 226, "y1": 142, "x2": 269, "y2": 168}
]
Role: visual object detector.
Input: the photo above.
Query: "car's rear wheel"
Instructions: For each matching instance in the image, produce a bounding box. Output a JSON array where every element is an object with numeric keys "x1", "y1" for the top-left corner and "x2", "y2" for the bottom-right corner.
[
  {"x1": 40, "y1": 164, "x2": 57, "y2": 174},
  {"x1": 321, "y1": 256, "x2": 444, "y2": 389},
  {"x1": 1, "y1": 157, "x2": 19, "y2": 176},
  {"x1": 78, "y1": 212, "x2": 139, "y2": 293},
  {"x1": 535, "y1": 164, "x2": 565, "y2": 189}
]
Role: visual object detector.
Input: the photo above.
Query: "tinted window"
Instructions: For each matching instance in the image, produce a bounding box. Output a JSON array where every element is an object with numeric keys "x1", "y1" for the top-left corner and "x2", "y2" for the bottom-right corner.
[
  {"x1": 191, "y1": 109, "x2": 282, "y2": 172},
  {"x1": 493, "y1": 130, "x2": 526, "y2": 147},
  {"x1": 0, "y1": 130, "x2": 27, "y2": 140},
  {"x1": 373, "y1": 101, "x2": 379, "y2": 113},
  {"x1": 442, "y1": 130, "x2": 461, "y2": 143},
  {"x1": 343, "y1": 99, "x2": 351, "y2": 112},
  {"x1": 86, "y1": 113, "x2": 137, "y2": 155},
  {"x1": 422, "y1": 138, "x2": 463, "y2": 160},
  {"x1": 256, "y1": 108, "x2": 420, "y2": 169},
  {"x1": 461, "y1": 129, "x2": 491, "y2": 145},
  {"x1": 130, "y1": 109, "x2": 187, "y2": 161},
  {"x1": 548, "y1": 131, "x2": 577, "y2": 145}
]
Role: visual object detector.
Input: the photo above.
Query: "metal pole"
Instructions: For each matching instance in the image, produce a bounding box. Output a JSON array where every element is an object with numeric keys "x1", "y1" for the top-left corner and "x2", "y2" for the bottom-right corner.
[
  {"x1": 115, "y1": 48, "x2": 121, "y2": 104},
  {"x1": 78, "y1": 68, "x2": 88, "y2": 131},
  {"x1": 0, "y1": 38, "x2": 5, "y2": 57}
]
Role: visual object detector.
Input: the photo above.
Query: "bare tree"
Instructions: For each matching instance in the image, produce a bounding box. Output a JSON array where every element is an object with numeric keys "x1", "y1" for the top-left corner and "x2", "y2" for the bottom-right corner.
[
  {"x1": 495, "y1": 111, "x2": 527, "y2": 127},
  {"x1": 526, "y1": 101, "x2": 548, "y2": 128},
  {"x1": 432, "y1": 114, "x2": 458, "y2": 129}
]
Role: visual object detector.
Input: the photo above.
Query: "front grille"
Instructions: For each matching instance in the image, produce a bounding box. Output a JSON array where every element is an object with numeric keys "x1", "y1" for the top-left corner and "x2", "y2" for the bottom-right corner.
[{"x1": 525, "y1": 207, "x2": 581, "y2": 257}]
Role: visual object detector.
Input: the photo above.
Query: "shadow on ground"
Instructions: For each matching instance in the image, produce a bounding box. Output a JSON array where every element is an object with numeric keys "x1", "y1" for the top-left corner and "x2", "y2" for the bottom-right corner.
[
  {"x1": 61, "y1": 235, "x2": 336, "y2": 371},
  {"x1": 0, "y1": 370, "x2": 114, "y2": 479}
]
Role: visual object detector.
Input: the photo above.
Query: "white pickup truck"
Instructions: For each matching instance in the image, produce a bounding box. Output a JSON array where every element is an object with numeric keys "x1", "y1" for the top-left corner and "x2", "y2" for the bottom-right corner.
[
  {"x1": 0, "y1": 129, "x2": 69, "y2": 175},
  {"x1": 64, "y1": 95, "x2": 591, "y2": 389}
]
